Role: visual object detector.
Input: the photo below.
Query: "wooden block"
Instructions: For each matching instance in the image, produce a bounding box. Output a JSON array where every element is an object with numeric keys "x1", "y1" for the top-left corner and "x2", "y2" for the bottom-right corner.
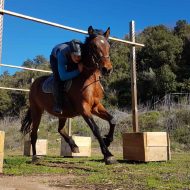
[
  {"x1": 61, "y1": 136, "x2": 91, "y2": 157},
  {"x1": 123, "y1": 132, "x2": 171, "y2": 162},
  {"x1": 0, "y1": 153, "x2": 4, "y2": 173},
  {"x1": 146, "y1": 132, "x2": 168, "y2": 146},
  {"x1": 0, "y1": 131, "x2": 5, "y2": 173},
  {"x1": 0, "y1": 131, "x2": 5, "y2": 153},
  {"x1": 145, "y1": 147, "x2": 169, "y2": 161},
  {"x1": 23, "y1": 139, "x2": 48, "y2": 156}
]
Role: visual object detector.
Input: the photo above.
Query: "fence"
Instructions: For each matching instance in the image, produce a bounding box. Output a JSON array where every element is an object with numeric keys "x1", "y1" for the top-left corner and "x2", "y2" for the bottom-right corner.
[
  {"x1": 0, "y1": 0, "x2": 144, "y2": 132},
  {"x1": 151, "y1": 93, "x2": 190, "y2": 111}
]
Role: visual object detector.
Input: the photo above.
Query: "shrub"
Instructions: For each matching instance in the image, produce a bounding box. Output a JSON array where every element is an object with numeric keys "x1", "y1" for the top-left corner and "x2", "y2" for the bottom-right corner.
[{"x1": 139, "y1": 111, "x2": 161, "y2": 131}]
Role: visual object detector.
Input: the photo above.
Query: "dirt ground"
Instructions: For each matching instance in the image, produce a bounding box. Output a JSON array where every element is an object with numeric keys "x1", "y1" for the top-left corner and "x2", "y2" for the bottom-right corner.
[
  {"x1": 0, "y1": 174, "x2": 82, "y2": 190},
  {"x1": 0, "y1": 148, "x2": 120, "y2": 190}
]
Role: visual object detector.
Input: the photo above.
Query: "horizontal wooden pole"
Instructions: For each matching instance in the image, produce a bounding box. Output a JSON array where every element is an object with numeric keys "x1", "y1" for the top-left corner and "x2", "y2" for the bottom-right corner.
[
  {"x1": 0, "y1": 9, "x2": 88, "y2": 34},
  {"x1": 0, "y1": 63, "x2": 52, "y2": 73},
  {"x1": 0, "y1": 86, "x2": 29, "y2": 92},
  {"x1": 0, "y1": 9, "x2": 144, "y2": 47},
  {"x1": 109, "y1": 36, "x2": 144, "y2": 47}
]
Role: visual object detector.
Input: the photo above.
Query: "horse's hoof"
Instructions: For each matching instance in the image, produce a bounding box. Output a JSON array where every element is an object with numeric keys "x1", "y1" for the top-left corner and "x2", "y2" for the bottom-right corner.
[
  {"x1": 32, "y1": 155, "x2": 40, "y2": 163},
  {"x1": 72, "y1": 147, "x2": 80, "y2": 153},
  {"x1": 105, "y1": 156, "x2": 118, "y2": 165}
]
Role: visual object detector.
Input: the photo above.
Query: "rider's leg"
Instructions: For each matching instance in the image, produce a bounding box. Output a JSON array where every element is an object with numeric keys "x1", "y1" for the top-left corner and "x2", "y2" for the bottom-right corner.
[{"x1": 50, "y1": 55, "x2": 63, "y2": 114}]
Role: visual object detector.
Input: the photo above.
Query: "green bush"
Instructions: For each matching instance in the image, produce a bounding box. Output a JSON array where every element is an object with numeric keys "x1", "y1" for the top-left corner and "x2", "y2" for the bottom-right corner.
[
  {"x1": 173, "y1": 126, "x2": 190, "y2": 147},
  {"x1": 175, "y1": 110, "x2": 190, "y2": 126},
  {"x1": 139, "y1": 111, "x2": 161, "y2": 131}
]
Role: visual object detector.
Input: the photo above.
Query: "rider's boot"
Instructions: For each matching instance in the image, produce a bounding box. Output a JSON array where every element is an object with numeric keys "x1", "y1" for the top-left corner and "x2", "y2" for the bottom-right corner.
[{"x1": 52, "y1": 81, "x2": 63, "y2": 114}]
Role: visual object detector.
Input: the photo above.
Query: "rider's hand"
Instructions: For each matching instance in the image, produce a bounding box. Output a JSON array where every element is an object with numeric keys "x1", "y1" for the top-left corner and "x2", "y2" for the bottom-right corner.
[{"x1": 78, "y1": 63, "x2": 83, "y2": 72}]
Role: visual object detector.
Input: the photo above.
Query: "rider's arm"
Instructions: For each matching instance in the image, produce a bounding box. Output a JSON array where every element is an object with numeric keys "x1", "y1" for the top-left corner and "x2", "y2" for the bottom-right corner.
[{"x1": 57, "y1": 51, "x2": 80, "y2": 81}]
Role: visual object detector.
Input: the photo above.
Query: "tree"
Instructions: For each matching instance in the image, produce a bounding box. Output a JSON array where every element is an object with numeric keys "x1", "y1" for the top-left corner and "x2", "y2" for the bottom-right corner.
[
  {"x1": 0, "y1": 55, "x2": 50, "y2": 117},
  {"x1": 137, "y1": 68, "x2": 156, "y2": 101},
  {"x1": 0, "y1": 90, "x2": 12, "y2": 117},
  {"x1": 136, "y1": 25, "x2": 183, "y2": 101},
  {"x1": 138, "y1": 25, "x2": 183, "y2": 70},
  {"x1": 174, "y1": 20, "x2": 190, "y2": 83},
  {"x1": 155, "y1": 65, "x2": 177, "y2": 96},
  {"x1": 23, "y1": 55, "x2": 50, "y2": 70},
  {"x1": 174, "y1": 20, "x2": 190, "y2": 39}
]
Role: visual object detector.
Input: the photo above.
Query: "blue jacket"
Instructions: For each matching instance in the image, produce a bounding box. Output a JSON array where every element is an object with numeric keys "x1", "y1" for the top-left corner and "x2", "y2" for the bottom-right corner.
[{"x1": 51, "y1": 43, "x2": 80, "y2": 81}]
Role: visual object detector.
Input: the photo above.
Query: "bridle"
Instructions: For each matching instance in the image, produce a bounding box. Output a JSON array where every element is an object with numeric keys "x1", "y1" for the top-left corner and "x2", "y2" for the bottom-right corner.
[
  {"x1": 88, "y1": 36, "x2": 110, "y2": 69},
  {"x1": 90, "y1": 51, "x2": 110, "y2": 69}
]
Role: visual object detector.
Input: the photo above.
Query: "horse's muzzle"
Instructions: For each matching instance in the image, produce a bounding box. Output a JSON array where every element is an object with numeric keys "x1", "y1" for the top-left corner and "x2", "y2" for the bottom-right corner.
[{"x1": 102, "y1": 67, "x2": 113, "y2": 76}]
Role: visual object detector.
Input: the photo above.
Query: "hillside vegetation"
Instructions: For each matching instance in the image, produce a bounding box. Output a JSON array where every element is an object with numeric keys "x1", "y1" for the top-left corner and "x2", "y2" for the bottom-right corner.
[
  {"x1": 0, "y1": 20, "x2": 190, "y2": 117},
  {"x1": 0, "y1": 109, "x2": 190, "y2": 152},
  {"x1": 1, "y1": 20, "x2": 190, "y2": 151}
]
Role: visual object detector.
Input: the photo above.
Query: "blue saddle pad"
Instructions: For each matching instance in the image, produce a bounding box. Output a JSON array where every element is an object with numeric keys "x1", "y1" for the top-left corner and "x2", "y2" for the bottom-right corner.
[{"x1": 42, "y1": 75, "x2": 72, "y2": 93}]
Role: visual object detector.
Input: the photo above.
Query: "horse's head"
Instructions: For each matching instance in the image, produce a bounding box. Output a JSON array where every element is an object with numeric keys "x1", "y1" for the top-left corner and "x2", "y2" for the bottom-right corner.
[{"x1": 83, "y1": 26, "x2": 113, "y2": 76}]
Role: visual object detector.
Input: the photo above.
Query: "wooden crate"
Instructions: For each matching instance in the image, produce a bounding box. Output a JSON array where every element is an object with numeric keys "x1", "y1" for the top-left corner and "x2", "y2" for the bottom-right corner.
[
  {"x1": 61, "y1": 136, "x2": 91, "y2": 157},
  {"x1": 123, "y1": 132, "x2": 171, "y2": 162},
  {"x1": 0, "y1": 131, "x2": 5, "y2": 173},
  {"x1": 23, "y1": 139, "x2": 48, "y2": 156}
]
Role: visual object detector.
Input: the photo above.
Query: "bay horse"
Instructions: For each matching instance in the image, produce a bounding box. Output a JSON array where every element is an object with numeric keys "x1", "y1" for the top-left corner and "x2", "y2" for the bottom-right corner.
[{"x1": 21, "y1": 26, "x2": 117, "y2": 164}]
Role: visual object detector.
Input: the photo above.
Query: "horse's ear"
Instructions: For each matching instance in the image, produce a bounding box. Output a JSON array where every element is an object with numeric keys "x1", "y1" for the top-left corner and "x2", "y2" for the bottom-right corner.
[
  {"x1": 88, "y1": 26, "x2": 94, "y2": 35},
  {"x1": 104, "y1": 27, "x2": 110, "y2": 39}
]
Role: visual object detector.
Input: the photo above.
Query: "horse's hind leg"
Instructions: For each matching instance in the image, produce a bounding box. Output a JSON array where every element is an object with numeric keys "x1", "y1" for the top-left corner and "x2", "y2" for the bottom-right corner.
[
  {"x1": 58, "y1": 118, "x2": 79, "y2": 153},
  {"x1": 30, "y1": 107, "x2": 43, "y2": 161}
]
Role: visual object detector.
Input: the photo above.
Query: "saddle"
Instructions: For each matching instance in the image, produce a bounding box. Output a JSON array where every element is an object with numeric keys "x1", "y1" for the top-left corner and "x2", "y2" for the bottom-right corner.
[{"x1": 42, "y1": 75, "x2": 72, "y2": 94}]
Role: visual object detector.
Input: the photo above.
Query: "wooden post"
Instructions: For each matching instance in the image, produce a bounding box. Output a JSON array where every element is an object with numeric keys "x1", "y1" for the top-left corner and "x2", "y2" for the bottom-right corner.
[
  {"x1": 0, "y1": 3, "x2": 5, "y2": 171},
  {"x1": 130, "y1": 20, "x2": 139, "y2": 132},
  {"x1": 0, "y1": 131, "x2": 5, "y2": 173},
  {"x1": 0, "y1": 0, "x2": 4, "y2": 64}
]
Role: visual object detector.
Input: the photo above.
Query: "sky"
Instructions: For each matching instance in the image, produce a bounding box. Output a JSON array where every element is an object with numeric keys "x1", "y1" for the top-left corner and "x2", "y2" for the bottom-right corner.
[{"x1": 1, "y1": 0, "x2": 190, "y2": 74}]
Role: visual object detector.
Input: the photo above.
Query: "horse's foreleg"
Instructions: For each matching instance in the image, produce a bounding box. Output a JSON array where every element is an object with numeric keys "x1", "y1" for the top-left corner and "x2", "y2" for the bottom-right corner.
[
  {"x1": 58, "y1": 118, "x2": 79, "y2": 153},
  {"x1": 82, "y1": 105, "x2": 117, "y2": 164},
  {"x1": 92, "y1": 103, "x2": 116, "y2": 147}
]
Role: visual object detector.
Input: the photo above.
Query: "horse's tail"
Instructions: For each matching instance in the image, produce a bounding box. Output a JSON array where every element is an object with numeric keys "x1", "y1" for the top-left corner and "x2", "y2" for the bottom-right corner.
[{"x1": 20, "y1": 108, "x2": 32, "y2": 135}]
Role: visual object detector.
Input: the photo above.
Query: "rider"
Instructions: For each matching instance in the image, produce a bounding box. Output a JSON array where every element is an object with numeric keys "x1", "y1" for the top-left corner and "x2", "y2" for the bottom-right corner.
[{"x1": 50, "y1": 39, "x2": 83, "y2": 114}]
